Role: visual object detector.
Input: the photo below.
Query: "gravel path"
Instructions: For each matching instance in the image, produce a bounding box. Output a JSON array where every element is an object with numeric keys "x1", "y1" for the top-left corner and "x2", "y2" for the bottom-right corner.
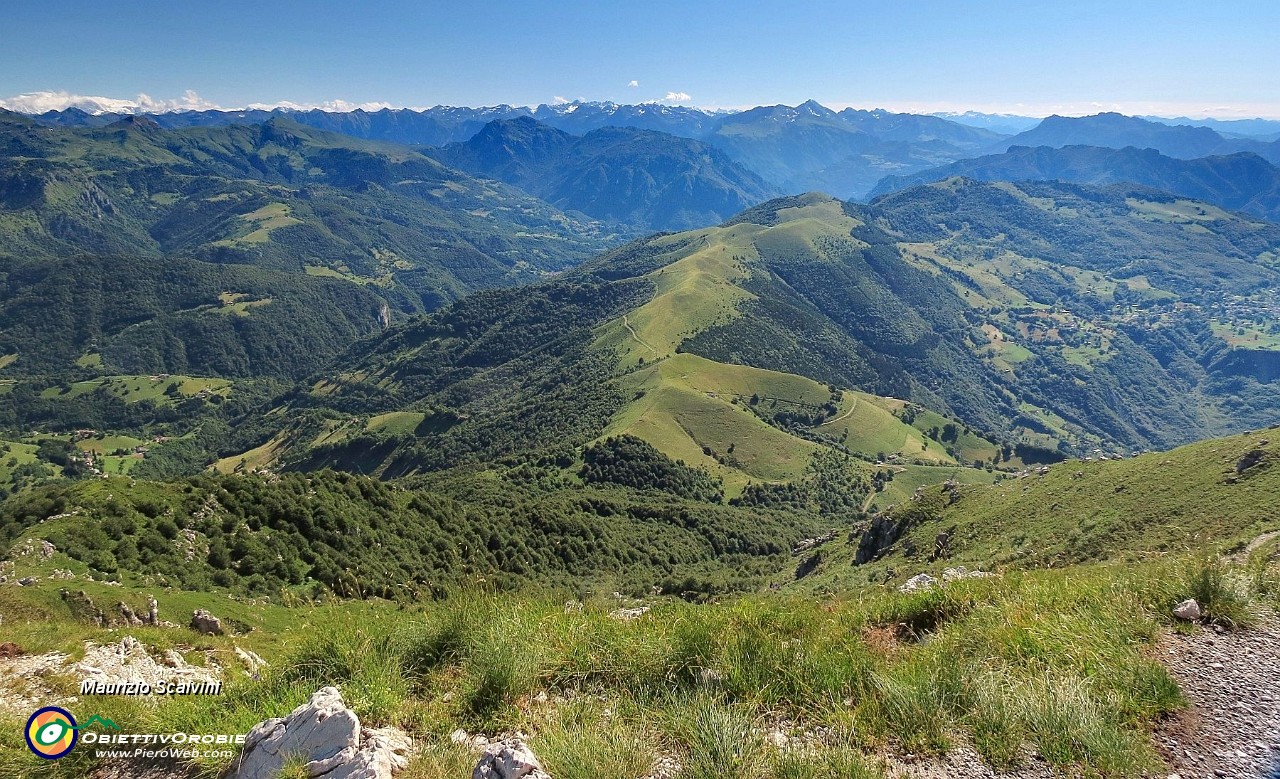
[
  {"x1": 1155, "y1": 615, "x2": 1280, "y2": 779},
  {"x1": 1238, "y1": 531, "x2": 1280, "y2": 562},
  {"x1": 885, "y1": 745, "x2": 1055, "y2": 779}
]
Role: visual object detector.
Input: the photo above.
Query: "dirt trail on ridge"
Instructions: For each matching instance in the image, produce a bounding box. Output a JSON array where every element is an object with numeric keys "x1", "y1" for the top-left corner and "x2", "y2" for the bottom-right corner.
[{"x1": 1154, "y1": 614, "x2": 1280, "y2": 778}]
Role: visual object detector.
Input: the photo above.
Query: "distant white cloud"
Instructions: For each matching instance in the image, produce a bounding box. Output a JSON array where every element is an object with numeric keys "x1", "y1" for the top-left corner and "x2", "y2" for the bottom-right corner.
[
  {"x1": 0, "y1": 89, "x2": 398, "y2": 115},
  {"x1": 0, "y1": 89, "x2": 220, "y2": 114},
  {"x1": 5, "y1": 89, "x2": 1280, "y2": 120},
  {"x1": 245, "y1": 99, "x2": 395, "y2": 112}
]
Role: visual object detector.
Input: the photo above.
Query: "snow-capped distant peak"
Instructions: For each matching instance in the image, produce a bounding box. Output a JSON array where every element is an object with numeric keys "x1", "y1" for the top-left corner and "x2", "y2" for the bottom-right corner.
[{"x1": 0, "y1": 89, "x2": 401, "y2": 115}]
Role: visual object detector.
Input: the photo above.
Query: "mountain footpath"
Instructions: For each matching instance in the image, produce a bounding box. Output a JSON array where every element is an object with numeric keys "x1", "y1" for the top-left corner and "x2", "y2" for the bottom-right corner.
[{"x1": 1155, "y1": 614, "x2": 1280, "y2": 779}]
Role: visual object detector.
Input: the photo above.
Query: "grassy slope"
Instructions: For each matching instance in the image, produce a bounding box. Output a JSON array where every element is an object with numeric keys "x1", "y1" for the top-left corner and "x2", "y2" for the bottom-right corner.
[
  {"x1": 38, "y1": 375, "x2": 232, "y2": 405},
  {"x1": 605, "y1": 355, "x2": 964, "y2": 497},
  {"x1": 4, "y1": 429, "x2": 1279, "y2": 778},
  {"x1": 593, "y1": 198, "x2": 860, "y2": 370},
  {"x1": 791, "y1": 428, "x2": 1280, "y2": 594},
  {"x1": 865, "y1": 464, "x2": 1000, "y2": 514},
  {"x1": 819, "y1": 395, "x2": 958, "y2": 464},
  {"x1": 606, "y1": 355, "x2": 827, "y2": 493},
  {"x1": 5, "y1": 552, "x2": 1268, "y2": 779},
  {"x1": 585, "y1": 196, "x2": 993, "y2": 496}
]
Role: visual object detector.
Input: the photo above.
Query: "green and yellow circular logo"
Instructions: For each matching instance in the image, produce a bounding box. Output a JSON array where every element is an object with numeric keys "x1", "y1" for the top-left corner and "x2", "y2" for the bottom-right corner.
[{"x1": 25, "y1": 706, "x2": 77, "y2": 759}]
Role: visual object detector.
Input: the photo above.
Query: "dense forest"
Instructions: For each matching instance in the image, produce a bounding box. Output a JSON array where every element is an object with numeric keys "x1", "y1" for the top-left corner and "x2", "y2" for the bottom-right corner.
[{"x1": 0, "y1": 470, "x2": 824, "y2": 598}]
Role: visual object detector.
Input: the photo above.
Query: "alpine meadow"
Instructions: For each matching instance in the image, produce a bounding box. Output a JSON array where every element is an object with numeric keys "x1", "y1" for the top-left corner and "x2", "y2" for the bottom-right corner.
[{"x1": 1, "y1": 3, "x2": 1279, "y2": 779}]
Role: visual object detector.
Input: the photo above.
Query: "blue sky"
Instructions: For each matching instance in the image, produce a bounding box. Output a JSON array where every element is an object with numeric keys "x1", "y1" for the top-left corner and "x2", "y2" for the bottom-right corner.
[{"x1": 2, "y1": 0, "x2": 1278, "y2": 117}]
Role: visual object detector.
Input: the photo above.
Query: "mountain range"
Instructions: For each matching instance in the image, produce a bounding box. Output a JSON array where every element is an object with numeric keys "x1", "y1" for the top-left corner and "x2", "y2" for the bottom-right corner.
[
  {"x1": 998, "y1": 112, "x2": 1280, "y2": 164},
  {"x1": 2, "y1": 100, "x2": 1279, "y2": 779},
  {"x1": 29, "y1": 102, "x2": 1280, "y2": 203},
  {"x1": 26, "y1": 100, "x2": 1008, "y2": 199},
  {"x1": 429, "y1": 117, "x2": 780, "y2": 230},
  {"x1": 869, "y1": 145, "x2": 1280, "y2": 222}
]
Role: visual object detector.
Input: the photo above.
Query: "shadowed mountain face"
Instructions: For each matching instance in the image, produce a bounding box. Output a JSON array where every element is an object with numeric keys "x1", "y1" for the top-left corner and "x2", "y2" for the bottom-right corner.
[
  {"x1": 1001, "y1": 113, "x2": 1280, "y2": 164},
  {"x1": 869, "y1": 145, "x2": 1280, "y2": 222},
  {"x1": 430, "y1": 117, "x2": 782, "y2": 231}
]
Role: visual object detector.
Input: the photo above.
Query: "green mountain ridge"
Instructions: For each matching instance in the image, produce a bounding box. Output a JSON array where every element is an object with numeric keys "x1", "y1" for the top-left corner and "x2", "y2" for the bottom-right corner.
[
  {"x1": 224, "y1": 195, "x2": 1009, "y2": 511},
  {"x1": 247, "y1": 182, "x2": 1280, "y2": 487}
]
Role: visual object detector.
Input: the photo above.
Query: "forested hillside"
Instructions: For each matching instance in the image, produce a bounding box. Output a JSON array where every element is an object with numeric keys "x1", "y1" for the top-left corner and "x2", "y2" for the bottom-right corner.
[{"x1": 0, "y1": 109, "x2": 612, "y2": 378}]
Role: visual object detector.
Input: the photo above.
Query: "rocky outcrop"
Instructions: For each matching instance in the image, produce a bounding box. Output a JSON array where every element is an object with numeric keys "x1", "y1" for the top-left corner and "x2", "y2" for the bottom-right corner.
[
  {"x1": 75, "y1": 636, "x2": 219, "y2": 690},
  {"x1": 792, "y1": 530, "x2": 837, "y2": 555},
  {"x1": 191, "y1": 609, "x2": 224, "y2": 635},
  {"x1": 234, "y1": 647, "x2": 268, "y2": 676},
  {"x1": 61, "y1": 589, "x2": 108, "y2": 626},
  {"x1": 898, "y1": 567, "x2": 996, "y2": 593},
  {"x1": 931, "y1": 530, "x2": 953, "y2": 561},
  {"x1": 609, "y1": 606, "x2": 650, "y2": 621},
  {"x1": 898, "y1": 573, "x2": 938, "y2": 593},
  {"x1": 9, "y1": 538, "x2": 56, "y2": 559},
  {"x1": 473, "y1": 739, "x2": 551, "y2": 779},
  {"x1": 231, "y1": 687, "x2": 411, "y2": 779},
  {"x1": 856, "y1": 514, "x2": 904, "y2": 565},
  {"x1": 118, "y1": 601, "x2": 144, "y2": 626},
  {"x1": 1236, "y1": 448, "x2": 1267, "y2": 474}
]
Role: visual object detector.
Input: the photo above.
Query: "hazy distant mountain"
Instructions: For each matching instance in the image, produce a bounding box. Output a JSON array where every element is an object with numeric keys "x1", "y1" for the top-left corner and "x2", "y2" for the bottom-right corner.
[
  {"x1": 530, "y1": 101, "x2": 723, "y2": 139},
  {"x1": 431, "y1": 117, "x2": 779, "y2": 231},
  {"x1": 1003, "y1": 113, "x2": 1280, "y2": 164},
  {"x1": 930, "y1": 111, "x2": 1042, "y2": 135},
  {"x1": 868, "y1": 145, "x2": 1280, "y2": 222},
  {"x1": 1142, "y1": 115, "x2": 1280, "y2": 140},
  {"x1": 839, "y1": 108, "x2": 1005, "y2": 148},
  {"x1": 703, "y1": 100, "x2": 997, "y2": 197},
  {"x1": 36, "y1": 104, "x2": 537, "y2": 146}
]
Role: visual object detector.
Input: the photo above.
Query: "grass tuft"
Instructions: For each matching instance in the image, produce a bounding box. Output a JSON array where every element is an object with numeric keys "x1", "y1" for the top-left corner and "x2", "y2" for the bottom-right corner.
[{"x1": 666, "y1": 696, "x2": 769, "y2": 779}]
